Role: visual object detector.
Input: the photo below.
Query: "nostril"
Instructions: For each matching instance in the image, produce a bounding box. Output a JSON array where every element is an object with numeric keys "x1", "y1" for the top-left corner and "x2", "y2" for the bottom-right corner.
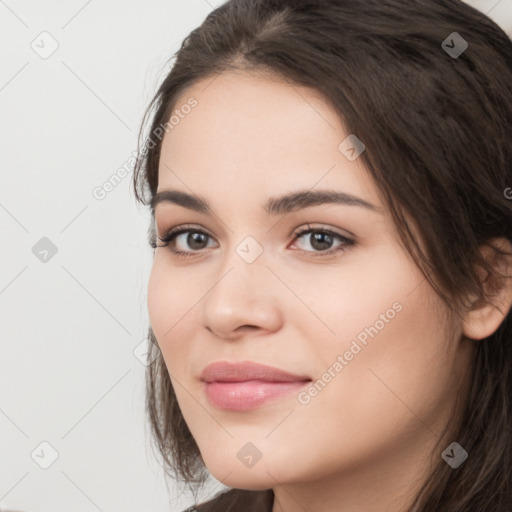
[{"x1": 236, "y1": 325, "x2": 259, "y2": 332}]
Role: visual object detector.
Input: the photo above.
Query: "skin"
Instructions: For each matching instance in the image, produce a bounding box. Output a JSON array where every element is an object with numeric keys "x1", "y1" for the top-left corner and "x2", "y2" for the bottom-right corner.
[{"x1": 147, "y1": 69, "x2": 512, "y2": 512}]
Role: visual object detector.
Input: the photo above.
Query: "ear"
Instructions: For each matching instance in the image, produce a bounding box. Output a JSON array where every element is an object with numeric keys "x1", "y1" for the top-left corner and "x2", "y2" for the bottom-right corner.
[{"x1": 462, "y1": 237, "x2": 512, "y2": 340}]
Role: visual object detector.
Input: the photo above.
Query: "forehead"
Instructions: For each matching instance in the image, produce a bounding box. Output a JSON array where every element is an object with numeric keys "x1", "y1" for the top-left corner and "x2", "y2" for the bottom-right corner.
[{"x1": 157, "y1": 70, "x2": 383, "y2": 213}]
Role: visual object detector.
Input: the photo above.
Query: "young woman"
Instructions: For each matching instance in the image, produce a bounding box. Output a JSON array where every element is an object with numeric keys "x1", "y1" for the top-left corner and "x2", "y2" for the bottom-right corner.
[{"x1": 132, "y1": 1, "x2": 512, "y2": 510}]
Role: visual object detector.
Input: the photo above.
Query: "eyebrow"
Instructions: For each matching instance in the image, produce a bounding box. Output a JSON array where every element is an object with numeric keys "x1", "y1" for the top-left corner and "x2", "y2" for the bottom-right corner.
[{"x1": 151, "y1": 189, "x2": 380, "y2": 216}]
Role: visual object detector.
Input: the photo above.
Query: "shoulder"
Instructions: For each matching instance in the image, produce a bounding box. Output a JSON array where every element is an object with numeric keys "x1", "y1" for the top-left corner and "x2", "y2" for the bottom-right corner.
[{"x1": 182, "y1": 488, "x2": 274, "y2": 512}]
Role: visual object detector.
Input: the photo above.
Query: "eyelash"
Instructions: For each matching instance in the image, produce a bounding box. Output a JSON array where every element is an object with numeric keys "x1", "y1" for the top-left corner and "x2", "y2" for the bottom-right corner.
[{"x1": 153, "y1": 223, "x2": 355, "y2": 259}]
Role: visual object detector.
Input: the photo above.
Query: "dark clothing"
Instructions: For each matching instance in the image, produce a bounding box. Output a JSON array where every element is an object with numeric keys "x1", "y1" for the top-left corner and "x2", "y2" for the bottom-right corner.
[{"x1": 183, "y1": 488, "x2": 274, "y2": 512}]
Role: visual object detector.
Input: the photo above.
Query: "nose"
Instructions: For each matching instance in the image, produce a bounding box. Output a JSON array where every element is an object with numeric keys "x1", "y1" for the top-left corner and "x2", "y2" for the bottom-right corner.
[{"x1": 201, "y1": 251, "x2": 284, "y2": 340}]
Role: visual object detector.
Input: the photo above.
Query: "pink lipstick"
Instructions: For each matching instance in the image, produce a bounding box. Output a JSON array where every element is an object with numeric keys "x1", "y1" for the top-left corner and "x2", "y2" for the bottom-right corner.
[{"x1": 200, "y1": 361, "x2": 312, "y2": 411}]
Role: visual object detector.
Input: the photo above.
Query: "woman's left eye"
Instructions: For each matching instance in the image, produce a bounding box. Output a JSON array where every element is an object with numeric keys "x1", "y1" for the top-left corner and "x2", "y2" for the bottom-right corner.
[{"x1": 154, "y1": 224, "x2": 355, "y2": 258}]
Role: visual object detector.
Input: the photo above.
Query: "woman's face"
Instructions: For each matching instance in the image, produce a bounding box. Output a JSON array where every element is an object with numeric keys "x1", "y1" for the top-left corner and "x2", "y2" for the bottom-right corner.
[{"x1": 147, "y1": 70, "x2": 474, "y2": 493}]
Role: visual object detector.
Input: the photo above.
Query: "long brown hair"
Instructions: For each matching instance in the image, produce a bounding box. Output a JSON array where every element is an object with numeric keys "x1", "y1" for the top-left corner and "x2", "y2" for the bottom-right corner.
[{"x1": 132, "y1": 1, "x2": 512, "y2": 510}]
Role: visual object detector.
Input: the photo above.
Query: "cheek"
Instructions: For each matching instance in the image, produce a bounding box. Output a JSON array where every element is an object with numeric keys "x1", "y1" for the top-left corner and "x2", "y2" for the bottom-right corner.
[
  {"x1": 147, "y1": 257, "x2": 192, "y2": 357},
  {"x1": 291, "y1": 246, "x2": 451, "y2": 415},
  {"x1": 275, "y1": 289, "x2": 453, "y2": 479},
  {"x1": 314, "y1": 283, "x2": 450, "y2": 432},
  {"x1": 282, "y1": 244, "x2": 420, "y2": 345},
  {"x1": 147, "y1": 259, "x2": 168, "y2": 338}
]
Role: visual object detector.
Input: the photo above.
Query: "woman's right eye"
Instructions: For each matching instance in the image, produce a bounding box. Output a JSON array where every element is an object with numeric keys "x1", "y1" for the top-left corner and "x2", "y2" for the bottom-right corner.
[{"x1": 154, "y1": 226, "x2": 218, "y2": 258}]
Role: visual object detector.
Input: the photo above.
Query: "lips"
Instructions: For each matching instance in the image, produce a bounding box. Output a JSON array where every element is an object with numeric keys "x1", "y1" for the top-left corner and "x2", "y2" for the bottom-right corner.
[
  {"x1": 199, "y1": 360, "x2": 311, "y2": 383},
  {"x1": 200, "y1": 361, "x2": 312, "y2": 411}
]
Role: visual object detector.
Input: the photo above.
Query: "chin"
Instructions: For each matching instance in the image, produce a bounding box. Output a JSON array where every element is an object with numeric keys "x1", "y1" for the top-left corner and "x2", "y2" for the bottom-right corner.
[
  {"x1": 201, "y1": 453, "x2": 279, "y2": 489},
  {"x1": 213, "y1": 470, "x2": 276, "y2": 491}
]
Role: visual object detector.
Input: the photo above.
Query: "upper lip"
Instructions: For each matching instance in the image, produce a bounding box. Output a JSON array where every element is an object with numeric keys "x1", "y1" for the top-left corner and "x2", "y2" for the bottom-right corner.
[{"x1": 200, "y1": 361, "x2": 312, "y2": 383}]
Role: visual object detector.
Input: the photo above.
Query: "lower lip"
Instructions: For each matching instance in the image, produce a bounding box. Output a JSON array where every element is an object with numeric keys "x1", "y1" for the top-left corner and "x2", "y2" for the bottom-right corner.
[{"x1": 204, "y1": 380, "x2": 311, "y2": 411}]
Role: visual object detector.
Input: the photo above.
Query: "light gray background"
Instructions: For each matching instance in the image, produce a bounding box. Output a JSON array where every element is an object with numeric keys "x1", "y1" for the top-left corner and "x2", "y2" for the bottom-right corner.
[{"x1": 1, "y1": 1, "x2": 511, "y2": 511}]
